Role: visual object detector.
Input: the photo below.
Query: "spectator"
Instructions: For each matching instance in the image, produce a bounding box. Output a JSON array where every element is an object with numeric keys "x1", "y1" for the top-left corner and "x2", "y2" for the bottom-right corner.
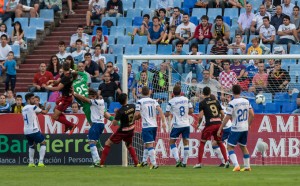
[
  {"x1": 70, "y1": 102, "x2": 82, "y2": 113},
  {"x1": 84, "y1": 53, "x2": 100, "y2": 82},
  {"x1": 0, "y1": 51, "x2": 17, "y2": 93},
  {"x1": 65, "y1": 55, "x2": 77, "y2": 70},
  {"x1": 195, "y1": 0, "x2": 208, "y2": 8},
  {"x1": 12, "y1": 21, "x2": 25, "y2": 49},
  {"x1": 67, "y1": 0, "x2": 75, "y2": 14},
  {"x1": 191, "y1": 15, "x2": 212, "y2": 46},
  {"x1": 47, "y1": 55, "x2": 61, "y2": 77},
  {"x1": 249, "y1": 62, "x2": 268, "y2": 94},
  {"x1": 291, "y1": 6, "x2": 300, "y2": 34},
  {"x1": 210, "y1": 15, "x2": 230, "y2": 44},
  {"x1": 44, "y1": 0, "x2": 62, "y2": 13},
  {"x1": 56, "y1": 41, "x2": 71, "y2": 64},
  {"x1": 187, "y1": 44, "x2": 204, "y2": 81},
  {"x1": 4, "y1": 0, "x2": 19, "y2": 22},
  {"x1": 210, "y1": 37, "x2": 228, "y2": 55},
  {"x1": 173, "y1": 13, "x2": 196, "y2": 47},
  {"x1": 91, "y1": 27, "x2": 108, "y2": 53},
  {"x1": 135, "y1": 61, "x2": 153, "y2": 83},
  {"x1": 247, "y1": 37, "x2": 263, "y2": 55},
  {"x1": 155, "y1": 0, "x2": 173, "y2": 16},
  {"x1": 171, "y1": 40, "x2": 187, "y2": 75},
  {"x1": 227, "y1": 0, "x2": 246, "y2": 8},
  {"x1": 271, "y1": 5, "x2": 286, "y2": 32},
  {"x1": 6, "y1": 90, "x2": 15, "y2": 106},
  {"x1": 228, "y1": 33, "x2": 246, "y2": 54},
  {"x1": 103, "y1": 61, "x2": 119, "y2": 83},
  {"x1": 265, "y1": 0, "x2": 276, "y2": 16},
  {"x1": 29, "y1": 63, "x2": 54, "y2": 93},
  {"x1": 0, "y1": 94, "x2": 10, "y2": 113},
  {"x1": 0, "y1": 34, "x2": 12, "y2": 63},
  {"x1": 71, "y1": 39, "x2": 87, "y2": 64},
  {"x1": 11, "y1": 95, "x2": 24, "y2": 113},
  {"x1": 169, "y1": 7, "x2": 182, "y2": 26},
  {"x1": 105, "y1": 0, "x2": 123, "y2": 17},
  {"x1": 196, "y1": 69, "x2": 222, "y2": 100},
  {"x1": 219, "y1": 60, "x2": 237, "y2": 97},
  {"x1": 92, "y1": 44, "x2": 106, "y2": 73},
  {"x1": 127, "y1": 63, "x2": 136, "y2": 95},
  {"x1": 230, "y1": 57, "x2": 246, "y2": 81},
  {"x1": 204, "y1": 0, "x2": 226, "y2": 8},
  {"x1": 34, "y1": 95, "x2": 45, "y2": 109},
  {"x1": 0, "y1": 24, "x2": 9, "y2": 40},
  {"x1": 132, "y1": 71, "x2": 153, "y2": 101},
  {"x1": 282, "y1": 0, "x2": 295, "y2": 17},
  {"x1": 246, "y1": 59, "x2": 260, "y2": 81},
  {"x1": 209, "y1": 59, "x2": 223, "y2": 80},
  {"x1": 238, "y1": 3, "x2": 254, "y2": 35},
  {"x1": 147, "y1": 16, "x2": 164, "y2": 44},
  {"x1": 77, "y1": 61, "x2": 91, "y2": 84},
  {"x1": 70, "y1": 25, "x2": 89, "y2": 51},
  {"x1": 86, "y1": 0, "x2": 106, "y2": 28},
  {"x1": 129, "y1": 14, "x2": 150, "y2": 38},
  {"x1": 188, "y1": 77, "x2": 199, "y2": 105},
  {"x1": 266, "y1": 59, "x2": 276, "y2": 74},
  {"x1": 98, "y1": 72, "x2": 122, "y2": 108},
  {"x1": 260, "y1": 16, "x2": 276, "y2": 45},
  {"x1": 251, "y1": 5, "x2": 271, "y2": 35},
  {"x1": 15, "y1": 0, "x2": 39, "y2": 18},
  {"x1": 277, "y1": 15, "x2": 300, "y2": 46},
  {"x1": 158, "y1": 8, "x2": 170, "y2": 31},
  {"x1": 151, "y1": 62, "x2": 169, "y2": 93},
  {"x1": 267, "y1": 60, "x2": 290, "y2": 94},
  {"x1": 160, "y1": 25, "x2": 176, "y2": 44},
  {"x1": 292, "y1": 92, "x2": 300, "y2": 113}
]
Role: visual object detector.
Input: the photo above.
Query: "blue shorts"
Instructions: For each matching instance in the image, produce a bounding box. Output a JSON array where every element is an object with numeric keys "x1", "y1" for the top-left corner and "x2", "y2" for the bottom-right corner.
[
  {"x1": 25, "y1": 131, "x2": 45, "y2": 146},
  {"x1": 142, "y1": 127, "x2": 157, "y2": 144},
  {"x1": 170, "y1": 126, "x2": 190, "y2": 139},
  {"x1": 88, "y1": 123, "x2": 105, "y2": 141},
  {"x1": 227, "y1": 131, "x2": 248, "y2": 146},
  {"x1": 222, "y1": 127, "x2": 231, "y2": 142}
]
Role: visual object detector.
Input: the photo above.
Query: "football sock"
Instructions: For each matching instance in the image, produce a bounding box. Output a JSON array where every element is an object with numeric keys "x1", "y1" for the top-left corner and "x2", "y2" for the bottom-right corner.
[
  {"x1": 100, "y1": 145, "x2": 111, "y2": 165},
  {"x1": 142, "y1": 148, "x2": 148, "y2": 163},
  {"x1": 29, "y1": 146, "x2": 35, "y2": 164},
  {"x1": 197, "y1": 141, "x2": 205, "y2": 164},
  {"x1": 127, "y1": 146, "x2": 139, "y2": 166},
  {"x1": 218, "y1": 143, "x2": 229, "y2": 162},
  {"x1": 182, "y1": 146, "x2": 189, "y2": 165},
  {"x1": 90, "y1": 144, "x2": 100, "y2": 163},
  {"x1": 229, "y1": 150, "x2": 239, "y2": 167},
  {"x1": 148, "y1": 147, "x2": 157, "y2": 166},
  {"x1": 213, "y1": 146, "x2": 225, "y2": 164},
  {"x1": 39, "y1": 145, "x2": 46, "y2": 163},
  {"x1": 170, "y1": 144, "x2": 180, "y2": 162},
  {"x1": 243, "y1": 154, "x2": 250, "y2": 168},
  {"x1": 58, "y1": 114, "x2": 74, "y2": 128}
]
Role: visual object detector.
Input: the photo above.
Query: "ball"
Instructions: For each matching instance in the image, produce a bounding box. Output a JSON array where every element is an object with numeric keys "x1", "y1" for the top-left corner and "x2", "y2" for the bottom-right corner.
[
  {"x1": 255, "y1": 94, "x2": 266, "y2": 104},
  {"x1": 257, "y1": 141, "x2": 268, "y2": 153}
]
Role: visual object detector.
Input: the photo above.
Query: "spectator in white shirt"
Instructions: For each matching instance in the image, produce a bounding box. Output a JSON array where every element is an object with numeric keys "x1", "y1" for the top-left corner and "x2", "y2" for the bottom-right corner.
[
  {"x1": 282, "y1": 0, "x2": 295, "y2": 17},
  {"x1": 260, "y1": 16, "x2": 276, "y2": 45},
  {"x1": 56, "y1": 41, "x2": 71, "y2": 64},
  {"x1": 70, "y1": 25, "x2": 89, "y2": 52},
  {"x1": 86, "y1": 0, "x2": 106, "y2": 28},
  {"x1": 92, "y1": 44, "x2": 106, "y2": 73},
  {"x1": 277, "y1": 15, "x2": 300, "y2": 47},
  {"x1": 251, "y1": 5, "x2": 271, "y2": 34},
  {"x1": 238, "y1": 3, "x2": 254, "y2": 35}
]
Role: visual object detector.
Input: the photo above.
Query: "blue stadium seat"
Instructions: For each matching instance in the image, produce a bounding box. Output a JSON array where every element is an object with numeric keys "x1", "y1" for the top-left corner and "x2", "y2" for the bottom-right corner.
[
  {"x1": 133, "y1": 36, "x2": 147, "y2": 45},
  {"x1": 194, "y1": 102, "x2": 199, "y2": 114},
  {"x1": 125, "y1": 26, "x2": 136, "y2": 35},
  {"x1": 182, "y1": 44, "x2": 189, "y2": 53},
  {"x1": 46, "y1": 102, "x2": 56, "y2": 113},
  {"x1": 110, "y1": 26, "x2": 125, "y2": 36},
  {"x1": 133, "y1": 17, "x2": 143, "y2": 26},
  {"x1": 223, "y1": 16, "x2": 231, "y2": 26},
  {"x1": 117, "y1": 17, "x2": 132, "y2": 27},
  {"x1": 198, "y1": 44, "x2": 206, "y2": 53},
  {"x1": 125, "y1": 45, "x2": 140, "y2": 55},
  {"x1": 281, "y1": 103, "x2": 297, "y2": 113},
  {"x1": 34, "y1": 92, "x2": 48, "y2": 104},
  {"x1": 172, "y1": 73, "x2": 181, "y2": 85},
  {"x1": 274, "y1": 92, "x2": 289, "y2": 106},
  {"x1": 252, "y1": 103, "x2": 264, "y2": 113},
  {"x1": 126, "y1": 9, "x2": 142, "y2": 18},
  {"x1": 160, "y1": 103, "x2": 167, "y2": 112},
  {"x1": 183, "y1": 0, "x2": 197, "y2": 8},
  {"x1": 30, "y1": 18, "x2": 44, "y2": 31},
  {"x1": 23, "y1": 27, "x2": 37, "y2": 40},
  {"x1": 153, "y1": 92, "x2": 168, "y2": 100},
  {"x1": 123, "y1": 0, "x2": 134, "y2": 11},
  {"x1": 150, "y1": 0, "x2": 158, "y2": 9},
  {"x1": 157, "y1": 44, "x2": 172, "y2": 55},
  {"x1": 11, "y1": 45, "x2": 20, "y2": 58},
  {"x1": 262, "y1": 93, "x2": 272, "y2": 104},
  {"x1": 265, "y1": 103, "x2": 281, "y2": 114},
  {"x1": 108, "y1": 102, "x2": 122, "y2": 113},
  {"x1": 116, "y1": 54, "x2": 123, "y2": 64},
  {"x1": 102, "y1": 54, "x2": 115, "y2": 63},
  {"x1": 135, "y1": 0, "x2": 150, "y2": 9},
  {"x1": 16, "y1": 92, "x2": 29, "y2": 103},
  {"x1": 224, "y1": 8, "x2": 239, "y2": 19},
  {"x1": 206, "y1": 44, "x2": 213, "y2": 54},
  {"x1": 142, "y1": 45, "x2": 156, "y2": 55},
  {"x1": 109, "y1": 45, "x2": 123, "y2": 55},
  {"x1": 241, "y1": 92, "x2": 255, "y2": 102},
  {"x1": 289, "y1": 45, "x2": 300, "y2": 54},
  {"x1": 4, "y1": 18, "x2": 12, "y2": 28},
  {"x1": 92, "y1": 26, "x2": 108, "y2": 35},
  {"x1": 117, "y1": 35, "x2": 132, "y2": 45},
  {"x1": 192, "y1": 8, "x2": 206, "y2": 17},
  {"x1": 272, "y1": 44, "x2": 287, "y2": 53},
  {"x1": 207, "y1": 8, "x2": 222, "y2": 19},
  {"x1": 116, "y1": 62, "x2": 123, "y2": 72},
  {"x1": 107, "y1": 35, "x2": 115, "y2": 45},
  {"x1": 142, "y1": 9, "x2": 152, "y2": 18},
  {"x1": 181, "y1": 7, "x2": 190, "y2": 14},
  {"x1": 252, "y1": 0, "x2": 263, "y2": 11},
  {"x1": 40, "y1": 9, "x2": 54, "y2": 22},
  {"x1": 14, "y1": 18, "x2": 29, "y2": 28},
  {"x1": 101, "y1": 17, "x2": 117, "y2": 26},
  {"x1": 190, "y1": 16, "x2": 199, "y2": 25},
  {"x1": 282, "y1": 59, "x2": 296, "y2": 65},
  {"x1": 289, "y1": 65, "x2": 300, "y2": 74},
  {"x1": 90, "y1": 83, "x2": 101, "y2": 91}
]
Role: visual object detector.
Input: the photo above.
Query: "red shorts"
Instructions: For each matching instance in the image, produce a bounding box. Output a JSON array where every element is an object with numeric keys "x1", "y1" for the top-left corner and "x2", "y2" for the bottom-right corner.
[
  {"x1": 201, "y1": 124, "x2": 222, "y2": 141},
  {"x1": 109, "y1": 130, "x2": 134, "y2": 145},
  {"x1": 55, "y1": 96, "x2": 73, "y2": 112}
]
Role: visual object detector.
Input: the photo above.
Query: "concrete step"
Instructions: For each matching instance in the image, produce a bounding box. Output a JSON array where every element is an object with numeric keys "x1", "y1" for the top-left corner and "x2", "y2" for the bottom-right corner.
[
  {"x1": 26, "y1": 54, "x2": 53, "y2": 60},
  {"x1": 51, "y1": 31, "x2": 74, "y2": 36}
]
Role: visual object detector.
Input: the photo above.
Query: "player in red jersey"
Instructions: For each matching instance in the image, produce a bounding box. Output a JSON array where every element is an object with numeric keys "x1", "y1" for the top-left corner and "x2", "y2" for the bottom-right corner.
[
  {"x1": 194, "y1": 86, "x2": 229, "y2": 168},
  {"x1": 45, "y1": 63, "x2": 77, "y2": 134},
  {"x1": 100, "y1": 93, "x2": 139, "y2": 167}
]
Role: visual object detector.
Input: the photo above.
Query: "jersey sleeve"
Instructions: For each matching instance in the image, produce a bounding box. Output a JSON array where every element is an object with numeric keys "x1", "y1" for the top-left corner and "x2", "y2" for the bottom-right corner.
[
  {"x1": 90, "y1": 99, "x2": 100, "y2": 106},
  {"x1": 216, "y1": 101, "x2": 223, "y2": 111},
  {"x1": 135, "y1": 101, "x2": 141, "y2": 111},
  {"x1": 78, "y1": 71, "x2": 88, "y2": 84},
  {"x1": 33, "y1": 106, "x2": 42, "y2": 113},
  {"x1": 166, "y1": 102, "x2": 172, "y2": 112},
  {"x1": 115, "y1": 110, "x2": 121, "y2": 121},
  {"x1": 225, "y1": 104, "x2": 234, "y2": 116},
  {"x1": 198, "y1": 101, "x2": 204, "y2": 112}
]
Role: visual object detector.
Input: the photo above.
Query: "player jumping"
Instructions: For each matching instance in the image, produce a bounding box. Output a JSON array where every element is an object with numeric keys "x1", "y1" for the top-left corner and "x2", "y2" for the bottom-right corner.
[
  {"x1": 194, "y1": 87, "x2": 229, "y2": 168},
  {"x1": 22, "y1": 93, "x2": 51, "y2": 167},
  {"x1": 134, "y1": 86, "x2": 166, "y2": 169},
  {"x1": 217, "y1": 84, "x2": 254, "y2": 171},
  {"x1": 165, "y1": 85, "x2": 194, "y2": 167}
]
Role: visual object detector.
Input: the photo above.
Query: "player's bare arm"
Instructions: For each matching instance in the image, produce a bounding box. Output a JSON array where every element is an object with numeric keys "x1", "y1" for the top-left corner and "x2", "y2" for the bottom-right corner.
[
  {"x1": 157, "y1": 106, "x2": 166, "y2": 130},
  {"x1": 188, "y1": 107, "x2": 194, "y2": 115},
  {"x1": 248, "y1": 109, "x2": 254, "y2": 127},
  {"x1": 197, "y1": 110, "x2": 204, "y2": 129},
  {"x1": 220, "y1": 110, "x2": 225, "y2": 121},
  {"x1": 45, "y1": 83, "x2": 64, "y2": 91},
  {"x1": 165, "y1": 111, "x2": 170, "y2": 117},
  {"x1": 39, "y1": 104, "x2": 51, "y2": 115}
]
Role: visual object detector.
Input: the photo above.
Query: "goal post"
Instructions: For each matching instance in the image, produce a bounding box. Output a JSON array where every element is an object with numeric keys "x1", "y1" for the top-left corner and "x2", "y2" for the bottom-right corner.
[{"x1": 121, "y1": 54, "x2": 300, "y2": 167}]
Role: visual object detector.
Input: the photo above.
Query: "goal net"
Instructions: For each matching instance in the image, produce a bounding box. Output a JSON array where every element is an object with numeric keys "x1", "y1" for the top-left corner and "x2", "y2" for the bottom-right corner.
[{"x1": 121, "y1": 54, "x2": 300, "y2": 166}]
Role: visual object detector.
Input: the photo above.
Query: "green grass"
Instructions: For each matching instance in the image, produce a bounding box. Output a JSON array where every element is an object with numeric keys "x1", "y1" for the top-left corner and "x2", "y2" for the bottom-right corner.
[{"x1": 1, "y1": 165, "x2": 300, "y2": 186}]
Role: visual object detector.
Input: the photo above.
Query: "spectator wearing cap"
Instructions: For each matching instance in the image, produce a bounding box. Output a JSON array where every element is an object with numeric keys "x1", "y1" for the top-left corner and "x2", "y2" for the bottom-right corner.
[{"x1": 267, "y1": 60, "x2": 290, "y2": 94}]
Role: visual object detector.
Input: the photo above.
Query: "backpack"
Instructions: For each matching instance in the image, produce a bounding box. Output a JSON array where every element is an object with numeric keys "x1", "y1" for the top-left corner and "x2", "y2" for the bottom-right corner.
[{"x1": 102, "y1": 20, "x2": 114, "y2": 28}]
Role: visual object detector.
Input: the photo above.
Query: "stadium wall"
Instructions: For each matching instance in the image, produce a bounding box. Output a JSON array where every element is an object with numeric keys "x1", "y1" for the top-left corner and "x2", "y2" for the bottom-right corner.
[{"x1": 1, "y1": 114, "x2": 300, "y2": 165}]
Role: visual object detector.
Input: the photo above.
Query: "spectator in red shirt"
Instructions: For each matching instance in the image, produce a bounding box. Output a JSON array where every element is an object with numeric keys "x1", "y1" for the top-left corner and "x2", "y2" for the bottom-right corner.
[
  {"x1": 191, "y1": 15, "x2": 212, "y2": 46},
  {"x1": 29, "y1": 63, "x2": 54, "y2": 93}
]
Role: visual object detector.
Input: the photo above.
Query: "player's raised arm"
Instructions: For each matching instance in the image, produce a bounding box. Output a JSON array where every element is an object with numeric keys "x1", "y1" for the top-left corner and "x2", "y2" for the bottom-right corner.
[
  {"x1": 45, "y1": 82, "x2": 64, "y2": 91},
  {"x1": 156, "y1": 105, "x2": 166, "y2": 130},
  {"x1": 188, "y1": 101, "x2": 194, "y2": 114}
]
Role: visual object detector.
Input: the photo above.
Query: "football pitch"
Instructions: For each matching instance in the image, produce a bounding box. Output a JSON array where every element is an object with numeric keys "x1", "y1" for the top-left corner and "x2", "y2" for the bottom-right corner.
[{"x1": 1, "y1": 165, "x2": 300, "y2": 186}]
